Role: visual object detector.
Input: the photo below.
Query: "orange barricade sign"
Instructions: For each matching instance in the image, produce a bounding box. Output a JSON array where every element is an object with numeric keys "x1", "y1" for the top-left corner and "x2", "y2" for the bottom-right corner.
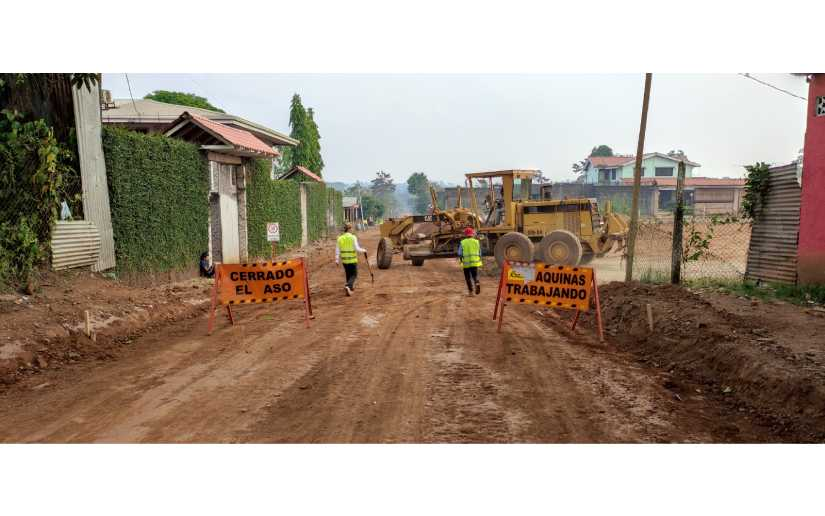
[
  {"x1": 493, "y1": 261, "x2": 604, "y2": 341},
  {"x1": 208, "y1": 258, "x2": 313, "y2": 333},
  {"x1": 504, "y1": 263, "x2": 593, "y2": 310}
]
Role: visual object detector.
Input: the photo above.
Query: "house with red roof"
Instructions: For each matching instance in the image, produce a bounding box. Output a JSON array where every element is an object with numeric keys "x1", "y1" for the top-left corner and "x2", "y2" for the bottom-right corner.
[{"x1": 582, "y1": 152, "x2": 701, "y2": 185}]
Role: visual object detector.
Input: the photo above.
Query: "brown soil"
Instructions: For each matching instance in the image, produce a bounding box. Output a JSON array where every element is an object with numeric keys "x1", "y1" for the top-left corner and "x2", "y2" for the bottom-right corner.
[
  {"x1": 0, "y1": 231, "x2": 818, "y2": 443},
  {"x1": 571, "y1": 282, "x2": 825, "y2": 442}
]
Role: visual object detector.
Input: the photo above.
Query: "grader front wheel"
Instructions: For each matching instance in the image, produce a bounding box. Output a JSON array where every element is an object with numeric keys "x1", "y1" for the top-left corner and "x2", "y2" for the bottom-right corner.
[
  {"x1": 535, "y1": 230, "x2": 583, "y2": 266},
  {"x1": 494, "y1": 232, "x2": 534, "y2": 267}
]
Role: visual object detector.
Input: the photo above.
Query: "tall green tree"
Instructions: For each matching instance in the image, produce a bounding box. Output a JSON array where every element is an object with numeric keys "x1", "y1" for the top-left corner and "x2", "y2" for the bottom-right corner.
[
  {"x1": 143, "y1": 90, "x2": 224, "y2": 112},
  {"x1": 282, "y1": 94, "x2": 324, "y2": 177},
  {"x1": 371, "y1": 171, "x2": 397, "y2": 217},
  {"x1": 406, "y1": 172, "x2": 430, "y2": 213}
]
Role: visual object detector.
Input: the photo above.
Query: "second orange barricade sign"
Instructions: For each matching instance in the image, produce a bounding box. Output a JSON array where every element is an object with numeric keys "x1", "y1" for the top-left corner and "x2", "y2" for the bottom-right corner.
[
  {"x1": 493, "y1": 261, "x2": 604, "y2": 341},
  {"x1": 208, "y1": 258, "x2": 313, "y2": 333}
]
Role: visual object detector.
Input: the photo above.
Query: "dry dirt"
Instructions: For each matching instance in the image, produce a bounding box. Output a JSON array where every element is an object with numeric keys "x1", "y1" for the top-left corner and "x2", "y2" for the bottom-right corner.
[{"x1": 0, "y1": 230, "x2": 820, "y2": 443}]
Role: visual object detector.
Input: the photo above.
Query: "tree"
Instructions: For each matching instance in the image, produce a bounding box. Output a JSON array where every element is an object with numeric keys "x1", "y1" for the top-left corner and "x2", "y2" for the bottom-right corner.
[
  {"x1": 590, "y1": 145, "x2": 614, "y2": 157},
  {"x1": 370, "y1": 171, "x2": 397, "y2": 217},
  {"x1": 572, "y1": 159, "x2": 588, "y2": 176},
  {"x1": 282, "y1": 94, "x2": 324, "y2": 177},
  {"x1": 143, "y1": 90, "x2": 224, "y2": 112},
  {"x1": 371, "y1": 170, "x2": 396, "y2": 196},
  {"x1": 406, "y1": 172, "x2": 430, "y2": 213}
]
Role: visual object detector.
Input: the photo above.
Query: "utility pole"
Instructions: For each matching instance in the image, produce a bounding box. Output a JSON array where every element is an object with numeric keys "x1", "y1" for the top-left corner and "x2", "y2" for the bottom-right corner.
[
  {"x1": 624, "y1": 73, "x2": 653, "y2": 282},
  {"x1": 670, "y1": 160, "x2": 687, "y2": 284}
]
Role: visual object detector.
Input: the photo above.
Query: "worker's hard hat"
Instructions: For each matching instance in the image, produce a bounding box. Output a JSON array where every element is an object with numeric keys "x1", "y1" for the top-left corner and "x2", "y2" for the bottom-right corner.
[{"x1": 464, "y1": 227, "x2": 475, "y2": 237}]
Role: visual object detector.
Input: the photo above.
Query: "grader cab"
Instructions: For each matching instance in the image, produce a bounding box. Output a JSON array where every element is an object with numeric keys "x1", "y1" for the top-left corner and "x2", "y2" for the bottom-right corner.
[{"x1": 376, "y1": 169, "x2": 629, "y2": 269}]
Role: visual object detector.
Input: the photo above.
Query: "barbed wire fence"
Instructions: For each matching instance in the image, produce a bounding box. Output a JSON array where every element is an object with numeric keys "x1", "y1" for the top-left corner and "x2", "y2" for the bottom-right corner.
[{"x1": 630, "y1": 214, "x2": 752, "y2": 283}]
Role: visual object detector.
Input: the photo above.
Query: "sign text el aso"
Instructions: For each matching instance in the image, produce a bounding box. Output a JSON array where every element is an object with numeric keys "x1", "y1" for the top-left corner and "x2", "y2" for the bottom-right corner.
[{"x1": 217, "y1": 260, "x2": 305, "y2": 305}]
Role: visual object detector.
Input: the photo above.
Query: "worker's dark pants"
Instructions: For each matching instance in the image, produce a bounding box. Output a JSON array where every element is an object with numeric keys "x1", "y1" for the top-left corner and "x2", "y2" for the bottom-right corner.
[
  {"x1": 463, "y1": 266, "x2": 479, "y2": 292},
  {"x1": 343, "y1": 263, "x2": 358, "y2": 290}
]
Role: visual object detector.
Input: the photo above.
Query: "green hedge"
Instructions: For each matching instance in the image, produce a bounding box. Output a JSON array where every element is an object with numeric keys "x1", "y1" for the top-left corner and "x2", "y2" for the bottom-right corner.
[
  {"x1": 306, "y1": 182, "x2": 328, "y2": 241},
  {"x1": 102, "y1": 127, "x2": 209, "y2": 274},
  {"x1": 328, "y1": 188, "x2": 344, "y2": 227},
  {"x1": 246, "y1": 160, "x2": 302, "y2": 258}
]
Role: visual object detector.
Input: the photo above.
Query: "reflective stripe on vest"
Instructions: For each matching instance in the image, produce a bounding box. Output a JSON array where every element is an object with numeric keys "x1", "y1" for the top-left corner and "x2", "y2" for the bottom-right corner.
[
  {"x1": 338, "y1": 232, "x2": 358, "y2": 264},
  {"x1": 460, "y1": 237, "x2": 482, "y2": 268}
]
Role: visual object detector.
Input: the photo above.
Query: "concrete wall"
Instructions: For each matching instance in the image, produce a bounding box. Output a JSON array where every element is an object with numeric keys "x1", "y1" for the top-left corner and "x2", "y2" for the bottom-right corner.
[{"x1": 798, "y1": 74, "x2": 825, "y2": 284}]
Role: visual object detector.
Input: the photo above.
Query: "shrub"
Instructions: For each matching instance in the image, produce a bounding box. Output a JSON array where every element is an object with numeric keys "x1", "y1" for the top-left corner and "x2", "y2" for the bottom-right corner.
[
  {"x1": 102, "y1": 127, "x2": 209, "y2": 274},
  {"x1": 246, "y1": 160, "x2": 302, "y2": 258}
]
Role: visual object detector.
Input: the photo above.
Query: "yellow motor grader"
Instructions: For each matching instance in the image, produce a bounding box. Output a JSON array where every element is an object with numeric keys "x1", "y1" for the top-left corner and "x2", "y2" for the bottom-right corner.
[{"x1": 376, "y1": 169, "x2": 629, "y2": 269}]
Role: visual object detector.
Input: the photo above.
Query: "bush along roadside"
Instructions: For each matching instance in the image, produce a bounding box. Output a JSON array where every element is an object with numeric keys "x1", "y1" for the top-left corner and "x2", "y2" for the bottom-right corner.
[
  {"x1": 246, "y1": 160, "x2": 302, "y2": 259},
  {"x1": 102, "y1": 127, "x2": 209, "y2": 275}
]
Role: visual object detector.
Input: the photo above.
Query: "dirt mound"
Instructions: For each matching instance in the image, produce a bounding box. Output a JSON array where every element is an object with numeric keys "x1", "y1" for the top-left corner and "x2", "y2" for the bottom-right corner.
[{"x1": 578, "y1": 282, "x2": 825, "y2": 442}]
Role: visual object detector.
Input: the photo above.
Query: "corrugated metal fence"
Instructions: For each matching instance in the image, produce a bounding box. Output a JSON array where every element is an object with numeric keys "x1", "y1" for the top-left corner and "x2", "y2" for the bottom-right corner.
[
  {"x1": 745, "y1": 163, "x2": 801, "y2": 284},
  {"x1": 51, "y1": 221, "x2": 101, "y2": 270}
]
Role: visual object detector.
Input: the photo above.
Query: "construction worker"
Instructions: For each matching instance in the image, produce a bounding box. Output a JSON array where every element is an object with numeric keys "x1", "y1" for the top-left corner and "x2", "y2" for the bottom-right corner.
[
  {"x1": 335, "y1": 222, "x2": 367, "y2": 296},
  {"x1": 458, "y1": 226, "x2": 482, "y2": 296}
]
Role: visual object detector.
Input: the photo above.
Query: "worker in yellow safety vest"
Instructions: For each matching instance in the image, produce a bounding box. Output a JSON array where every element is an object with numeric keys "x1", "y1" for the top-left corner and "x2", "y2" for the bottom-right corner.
[
  {"x1": 458, "y1": 227, "x2": 482, "y2": 296},
  {"x1": 335, "y1": 222, "x2": 367, "y2": 296}
]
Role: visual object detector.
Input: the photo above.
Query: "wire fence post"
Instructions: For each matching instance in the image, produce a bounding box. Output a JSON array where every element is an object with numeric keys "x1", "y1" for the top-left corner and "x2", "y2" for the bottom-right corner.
[
  {"x1": 671, "y1": 160, "x2": 686, "y2": 284},
  {"x1": 625, "y1": 73, "x2": 653, "y2": 282}
]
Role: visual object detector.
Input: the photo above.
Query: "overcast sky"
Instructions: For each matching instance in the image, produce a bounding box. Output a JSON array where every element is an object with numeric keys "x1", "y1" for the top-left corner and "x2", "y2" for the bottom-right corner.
[{"x1": 102, "y1": 74, "x2": 808, "y2": 185}]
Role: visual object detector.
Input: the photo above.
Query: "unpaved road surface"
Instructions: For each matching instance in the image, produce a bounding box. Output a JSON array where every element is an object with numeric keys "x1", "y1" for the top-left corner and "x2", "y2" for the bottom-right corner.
[{"x1": 0, "y1": 231, "x2": 781, "y2": 442}]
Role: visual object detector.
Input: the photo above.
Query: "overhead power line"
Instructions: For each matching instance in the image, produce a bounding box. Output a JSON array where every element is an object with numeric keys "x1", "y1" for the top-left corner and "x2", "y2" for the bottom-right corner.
[
  {"x1": 739, "y1": 73, "x2": 807, "y2": 101},
  {"x1": 125, "y1": 73, "x2": 141, "y2": 114}
]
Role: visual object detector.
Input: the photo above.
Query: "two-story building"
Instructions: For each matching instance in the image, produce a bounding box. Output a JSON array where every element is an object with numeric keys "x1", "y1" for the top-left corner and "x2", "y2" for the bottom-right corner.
[{"x1": 582, "y1": 152, "x2": 701, "y2": 184}]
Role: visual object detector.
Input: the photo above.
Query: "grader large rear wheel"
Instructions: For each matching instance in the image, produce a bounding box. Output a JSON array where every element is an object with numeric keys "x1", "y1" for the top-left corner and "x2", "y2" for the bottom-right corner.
[
  {"x1": 494, "y1": 232, "x2": 534, "y2": 267},
  {"x1": 377, "y1": 237, "x2": 393, "y2": 269},
  {"x1": 535, "y1": 230, "x2": 583, "y2": 266}
]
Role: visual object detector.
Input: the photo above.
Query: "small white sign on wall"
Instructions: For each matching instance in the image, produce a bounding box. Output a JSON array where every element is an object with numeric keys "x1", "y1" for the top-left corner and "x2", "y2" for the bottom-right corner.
[{"x1": 267, "y1": 222, "x2": 280, "y2": 242}]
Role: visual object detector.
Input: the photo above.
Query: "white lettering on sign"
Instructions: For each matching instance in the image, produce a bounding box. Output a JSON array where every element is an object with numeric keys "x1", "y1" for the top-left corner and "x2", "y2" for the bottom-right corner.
[{"x1": 267, "y1": 222, "x2": 280, "y2": 242}]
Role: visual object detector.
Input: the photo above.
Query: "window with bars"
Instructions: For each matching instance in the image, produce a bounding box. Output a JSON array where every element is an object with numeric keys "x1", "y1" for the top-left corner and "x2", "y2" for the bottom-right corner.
[
  {"x1": 817, "y1": 96, "x2": 825, "y2": 117},
  {"x1": 655, "y1": 167, "x2": 674, "y2": 177}
]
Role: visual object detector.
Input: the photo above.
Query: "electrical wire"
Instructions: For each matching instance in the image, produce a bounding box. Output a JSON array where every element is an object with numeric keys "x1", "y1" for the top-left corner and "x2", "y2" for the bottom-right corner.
[{"x1": 739, "y1": 73, "x2": 807, "y2": 101}]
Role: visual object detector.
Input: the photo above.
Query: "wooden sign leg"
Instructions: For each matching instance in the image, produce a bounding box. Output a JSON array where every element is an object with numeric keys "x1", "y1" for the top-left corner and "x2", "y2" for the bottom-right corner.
[
  {"x1": 497, "y1": 298, "x2": 506, "y2": 333},
  {"x1": 302, "y1": 257, "x2": 314, "y2": 317},
  {"x1": 493, "y1": 261, "x2": 508, "y2": 320},
  {"x1": 207, "y1": 266, "x2": 221, "y2": 335},
  {"x1": 592, "y1": 270, "x2": 604, "y2": 342},
  {"x1": 570, "y1": 309, "x2": 581, "y2": 330}
]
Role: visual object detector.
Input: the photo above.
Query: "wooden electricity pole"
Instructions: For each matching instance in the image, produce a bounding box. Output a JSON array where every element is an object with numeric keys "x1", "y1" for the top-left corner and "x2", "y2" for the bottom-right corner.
[
  {"x1": 670, "y1": 160, "x2": 687, "y2": 284},
  {"x1": 624, "y1": 73, "x2": 653, "y2": 282}
]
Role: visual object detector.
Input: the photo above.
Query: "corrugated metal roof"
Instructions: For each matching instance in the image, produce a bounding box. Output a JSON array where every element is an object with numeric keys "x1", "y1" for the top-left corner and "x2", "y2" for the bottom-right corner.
[
  {"x1": 745, "y1": 164, "x2": 801, "y2": 284},
  {"x1": 51, "y1": 221, "x2": 101, "y2": 271},
  {"x1": 590, "y1": 153, "x2": 701, "y2": 168},
  {"x1": 102, "y1": 98, "x2": 298, "y2": 147}
]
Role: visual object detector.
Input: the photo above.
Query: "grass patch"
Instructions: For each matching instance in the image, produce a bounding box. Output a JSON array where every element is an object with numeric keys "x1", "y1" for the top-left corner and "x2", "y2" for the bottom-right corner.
[
  {"x1": 638, "y1": 267, "x2": 669, "y2": 284},
  {"x1": 687, "y1": 278, "x2": 825, "y2": 307}
]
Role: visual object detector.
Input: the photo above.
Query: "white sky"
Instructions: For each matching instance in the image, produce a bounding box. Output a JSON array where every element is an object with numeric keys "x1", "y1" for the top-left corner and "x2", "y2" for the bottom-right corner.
[{"x1": 102, "y1": 73, "x2": 808, "y2": 185}]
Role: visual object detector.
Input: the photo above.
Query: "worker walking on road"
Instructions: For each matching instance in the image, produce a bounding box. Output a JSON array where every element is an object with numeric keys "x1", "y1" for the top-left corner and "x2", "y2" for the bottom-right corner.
[
  {"x1": 336, "y1": 222, "x2": 367, "y2": 296},
  {"x1": 458, "y1": 227, "x2": 482, "y2": 296}
]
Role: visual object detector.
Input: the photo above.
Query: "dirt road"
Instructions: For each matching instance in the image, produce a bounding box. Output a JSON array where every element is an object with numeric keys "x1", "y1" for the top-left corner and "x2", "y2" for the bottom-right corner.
[{"x1": 0, "y1": 230, "x2": 778, "y2": 443}]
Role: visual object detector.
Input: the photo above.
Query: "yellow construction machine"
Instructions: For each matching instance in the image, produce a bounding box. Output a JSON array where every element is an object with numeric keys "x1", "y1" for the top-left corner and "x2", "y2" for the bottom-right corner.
[{"x1": 377, "y1": 169, "x2": 629, "y2": 268}]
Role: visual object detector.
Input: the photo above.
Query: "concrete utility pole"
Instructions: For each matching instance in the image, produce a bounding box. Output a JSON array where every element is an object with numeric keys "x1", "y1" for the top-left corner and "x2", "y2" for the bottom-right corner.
[
  {"x1": 624, "y1": 73, "x2": 653, "y2": 282},
  {"x1": 670, "y1": 160, "x2": 687, "y2": 284}
]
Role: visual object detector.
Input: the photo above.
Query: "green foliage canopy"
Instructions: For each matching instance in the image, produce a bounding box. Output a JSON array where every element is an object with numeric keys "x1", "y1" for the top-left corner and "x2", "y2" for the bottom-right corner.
[
  {"x1": 406, "y1": 172, "x2": 431, "y2": 213},
  {"x1": 144, "y1": 90, "x2": 224, "y2": 113},
  {"x1": 590, "y1": 145, "x2": 614, "y2": 157}
]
